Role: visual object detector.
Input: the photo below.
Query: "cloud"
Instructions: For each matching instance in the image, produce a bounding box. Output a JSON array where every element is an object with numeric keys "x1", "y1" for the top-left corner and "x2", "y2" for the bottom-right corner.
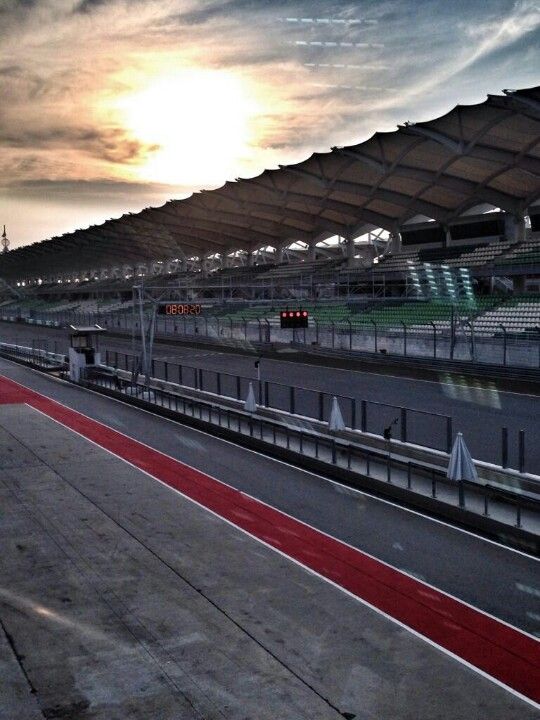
[
  {"x1": 74, "y1": 0, "x2": 114, "y2": 12},
  {"x1": 0, "y1": 0, "x2": 537, "y2": 247}
]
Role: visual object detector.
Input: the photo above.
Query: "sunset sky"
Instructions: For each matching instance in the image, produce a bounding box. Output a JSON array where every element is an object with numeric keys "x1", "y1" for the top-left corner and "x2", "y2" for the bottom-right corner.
[{"x1": 1, "y1": 0, "x2": 539, "y2": 249}]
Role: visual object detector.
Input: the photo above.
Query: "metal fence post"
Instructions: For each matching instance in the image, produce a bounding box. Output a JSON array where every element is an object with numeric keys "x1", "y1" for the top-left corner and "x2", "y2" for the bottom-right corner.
[
  {"x1": 361, "y1": 400, "x2": 367, "y2": 432},
  {"x1": 318, "y1": 391, "x2": 324, "y2": 421},
  {"x1": 400, "y1": 407, "x2": 407, "y2": 443},
  {"x1": 370, "y1": 320, "x2": 377, "y2": 353},
  {"x1": 450, "y1": 305, "x2": 455, "y2": 360},
  {"x1": 518, "y1": 430, "x2": 525, "y2": 473},
  {"x1": 458, "y1": 481, "x2": 464, "y2": 508},
  {"x1": 402, "y1": 322, "x2": 407, "y2": 356},
  {"x1": 289, "y1": 386, "x2": 295, "y2": 415},
  {"x1": 446, "y1": 417, "x2": 453, "y2": 454},
  {"x1": 501, "y1": 427, "x2": 508, "y2": 468},
  {"x1": 499, "y1": 324, "x2": 507, "y2": 366},
  {"x1": 430, "y1": 321, "x2": 437, "y2": 358}
]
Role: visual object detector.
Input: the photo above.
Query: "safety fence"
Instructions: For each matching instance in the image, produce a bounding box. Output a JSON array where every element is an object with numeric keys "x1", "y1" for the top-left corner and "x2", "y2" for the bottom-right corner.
[
  {"x1": 0, "y1": 342, "x2": 65, "y2": 369},
  {"x1": 3, "y1": 309, "x2": 540, "y2": 368},
  {"x1": 1, "y1": 308, "x2": 540, "y2": 368},
  {"x1": 104, "y1": 313, "x2": 540, "y2": 369},
  {"x1": 104, "y1": 349, "x2": 453, "y2": 453},
  {"x1": 85, "y1": 370, "x2": 540, "y2": 538},
  {"x1": 0, "y1": 337, "x2": 532, "y2": 472},
  {"x1": 0, "y1": 338, "x2": 538, "y2": 541}
]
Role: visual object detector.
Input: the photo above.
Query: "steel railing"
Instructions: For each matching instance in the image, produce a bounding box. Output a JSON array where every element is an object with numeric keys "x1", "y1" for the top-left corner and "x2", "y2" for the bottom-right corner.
[{"x1": 84, "y1": 369, "x2": 540, "y2": 536}]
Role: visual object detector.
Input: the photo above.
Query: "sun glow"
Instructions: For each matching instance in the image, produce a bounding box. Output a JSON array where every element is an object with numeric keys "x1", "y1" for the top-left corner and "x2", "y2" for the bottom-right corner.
[{"x1": 116, "y1": 69, "x2": 258, "y2": 186}]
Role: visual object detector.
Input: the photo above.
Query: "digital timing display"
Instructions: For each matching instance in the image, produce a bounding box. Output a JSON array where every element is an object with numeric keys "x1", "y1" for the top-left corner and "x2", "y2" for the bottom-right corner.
[{"x1": 158, "y1": 303, "x2": 203, "y2": 316}]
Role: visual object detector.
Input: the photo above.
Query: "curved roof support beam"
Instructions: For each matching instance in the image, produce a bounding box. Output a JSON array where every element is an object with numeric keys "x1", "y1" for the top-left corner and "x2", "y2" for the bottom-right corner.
[
  {"x1": 400, "y1": 127, "x2": 540, "y2": 176},
  {"x1": 130, "y1": 216, "x2": 238, "y2": 250},
  {"x1": 177, "y1": 207, "x2": 315, "y2": 241},
  {"x1": 399, "y1": 124, "x2": 463, "y2": 153},
  {"x1": 277, "y1": 167, "x2": 449, "y2": 220},
  {"x1": 493, "y1": 91, "x2": 540, "y2": 120},
  {"x1": 144, "y1": 205, "x2": 295, "y2": 244},
  {"x1": 279, "y1": 188, "x2": 397, "y2": 232},
  {"x1": 334, "y1": 148, "x2": 520, "y2": 213},
  {"x1": 107, "y1": 226, "x2": 196, "y2": 257},
  {"x1": 245, "y1": 182, "x2": 396, "y2": 232},
  {"x1": 172, "y1": 219, "x2": 280, "y2": 247},
  {"x1": 205, "y1": 191, "x2": 347, "y2": 237},
  {"x1": 331, "y1": 147, "x2": 387, "y2": 172},
  {"x1": 91, "y1": 226, "x2": 198, "y2": 260}
]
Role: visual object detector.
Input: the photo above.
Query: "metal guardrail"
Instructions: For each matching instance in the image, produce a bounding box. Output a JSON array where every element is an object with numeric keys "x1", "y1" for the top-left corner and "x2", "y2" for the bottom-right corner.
[
  {"x1": 104, "y1": 349, "x2": 453, "y2": 453},
  {"x1": 0, "y1": 332, "x2": 533, "y2": 472},
  {"x1": 0, "y1": 342, "x2": 65, "y2": 369},
  {"x1": 84, "y1": 370, "x2": 539, "y2": 539}
]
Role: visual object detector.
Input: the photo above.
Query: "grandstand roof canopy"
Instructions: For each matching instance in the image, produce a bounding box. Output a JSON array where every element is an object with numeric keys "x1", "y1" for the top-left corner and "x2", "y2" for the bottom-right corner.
[{"x1": 2, "y1": 85, "x2": 540, "y2": 281}]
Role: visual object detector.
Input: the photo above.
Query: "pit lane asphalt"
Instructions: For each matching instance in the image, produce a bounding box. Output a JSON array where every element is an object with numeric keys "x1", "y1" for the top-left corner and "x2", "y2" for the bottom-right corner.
[{"x1": 1, "y1": 356, "x2": 538, "y2": 639}]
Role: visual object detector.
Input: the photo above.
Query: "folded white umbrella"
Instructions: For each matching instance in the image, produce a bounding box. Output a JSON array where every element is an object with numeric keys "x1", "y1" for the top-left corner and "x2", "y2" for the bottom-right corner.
[
  {"x1": 447, "y1": 432, "x2": 478, "y2": 482},
  {"x1": 244, "y1": 381, "x2": 257, "y2": 413},
  {"x1": 329, "y1": 396, "x2": 346, "y2": 431}
]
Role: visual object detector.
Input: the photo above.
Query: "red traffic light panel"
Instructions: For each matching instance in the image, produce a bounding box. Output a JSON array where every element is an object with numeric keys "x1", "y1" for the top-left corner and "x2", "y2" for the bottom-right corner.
[{"x1": 280, "y1": 309, "x2": 309, "y2": 329}]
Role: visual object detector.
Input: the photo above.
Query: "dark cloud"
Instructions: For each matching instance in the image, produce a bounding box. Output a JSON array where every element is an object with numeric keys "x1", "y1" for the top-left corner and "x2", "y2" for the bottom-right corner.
[
  {"x1": 1, "y1": 0, "x2": 39, "y2": 9},
  {"x1": 7, "y1": 178, "x2": 166, "y2": 195},
  {"x1": 74, "y1": 0, "x2": 110, "y2": 12},
  {"x1": 0, "y1": 125, "x2": 159, "y2": 164},
  {"x1": 0, "y1": 0, "x2": 40, "y2": 21},
  {"x1": 73, "y1": 0, "x2": 141, "y2": 14},
  {"x1": 175, "y1": 0, "x2": 284, "y2": 26}
]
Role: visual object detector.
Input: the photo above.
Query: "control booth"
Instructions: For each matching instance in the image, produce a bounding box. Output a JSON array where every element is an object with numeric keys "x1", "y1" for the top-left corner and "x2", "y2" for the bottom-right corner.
[{"x1": 68, "y1": 325, "x2": 106, "y2": 382}]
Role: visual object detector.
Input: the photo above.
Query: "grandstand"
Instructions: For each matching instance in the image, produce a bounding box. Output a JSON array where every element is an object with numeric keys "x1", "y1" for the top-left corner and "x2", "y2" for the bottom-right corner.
[{"x1": 0, "y1": 84, "x2": 538, "y2": 368}]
